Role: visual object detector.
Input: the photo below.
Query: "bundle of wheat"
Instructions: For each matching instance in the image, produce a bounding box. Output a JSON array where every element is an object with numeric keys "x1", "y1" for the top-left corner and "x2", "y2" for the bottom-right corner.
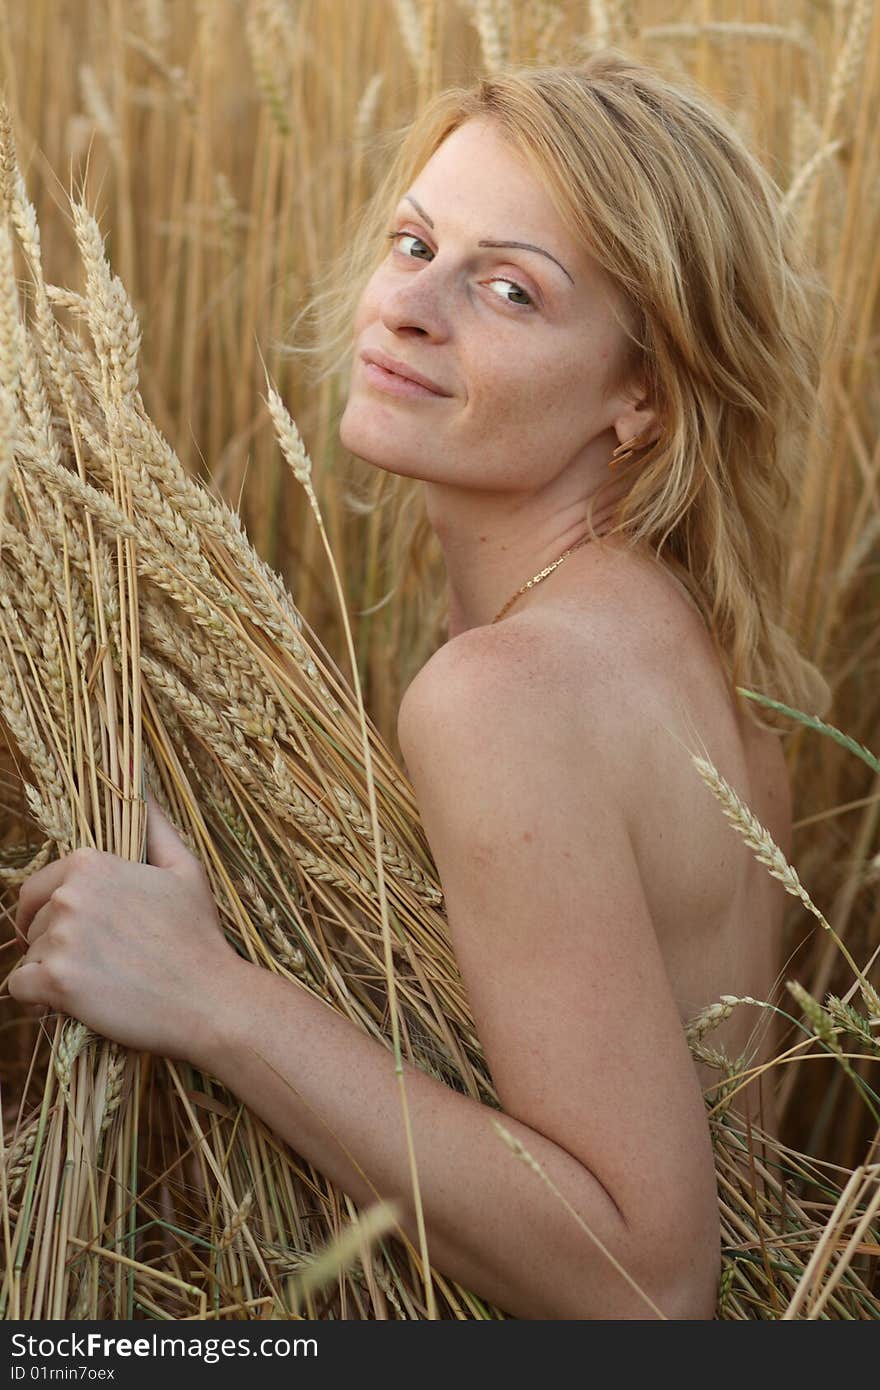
[
  {"x1": 0, "y1": 107, "x2": 494, "y2": 1320},
  {"x1": 0, "y1": 98, "x2": 877, "y2": 1319}
]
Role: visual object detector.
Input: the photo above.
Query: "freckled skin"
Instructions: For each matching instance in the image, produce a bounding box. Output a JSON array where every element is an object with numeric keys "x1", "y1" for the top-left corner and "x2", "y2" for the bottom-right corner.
[
  {"x1": 341, "y1": 119, "x2": 641, "y2": 500},
  {"x1": 338, "y1": 116, "x2": 659, "y2": 641}
]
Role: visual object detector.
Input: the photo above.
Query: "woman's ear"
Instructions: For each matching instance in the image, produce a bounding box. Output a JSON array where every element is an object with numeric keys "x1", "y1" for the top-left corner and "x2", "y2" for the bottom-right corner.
[{"x1": 612, "y1": 393, "x2": 661, "y2": 451}]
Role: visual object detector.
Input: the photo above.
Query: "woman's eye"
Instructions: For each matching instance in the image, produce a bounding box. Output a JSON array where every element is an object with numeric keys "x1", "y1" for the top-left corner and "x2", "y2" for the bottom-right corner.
[
  {"x1": 387, "y1": 231, "x2": 433, "y2": 261},
  {"x1": 486, "y1": 278, "x2": 534, "y2": 309},
  {"x1": 385, "y1": 232, "x2": 535, "y2": 310}
]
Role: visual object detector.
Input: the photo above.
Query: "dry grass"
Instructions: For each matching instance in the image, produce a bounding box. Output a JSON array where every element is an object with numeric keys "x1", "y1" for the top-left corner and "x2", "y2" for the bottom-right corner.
[
  {"x1": 0, "y1": 0, "x2": 877, "y2": 1318},
  {"x1": 0, "y1": 113, "x2": 499, "y2": 1317}
]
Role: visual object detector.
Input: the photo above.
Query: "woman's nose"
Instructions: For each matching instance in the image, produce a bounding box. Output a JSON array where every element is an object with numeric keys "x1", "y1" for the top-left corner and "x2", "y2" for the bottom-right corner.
[{"x1": 379, "y1": 264, "x2": 450, "y2": 340}]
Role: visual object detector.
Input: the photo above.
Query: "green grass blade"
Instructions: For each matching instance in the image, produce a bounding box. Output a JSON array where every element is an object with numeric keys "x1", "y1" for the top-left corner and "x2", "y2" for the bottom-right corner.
[{"x1": 737, "y1": 688, "x2": 880, "y2": 773}]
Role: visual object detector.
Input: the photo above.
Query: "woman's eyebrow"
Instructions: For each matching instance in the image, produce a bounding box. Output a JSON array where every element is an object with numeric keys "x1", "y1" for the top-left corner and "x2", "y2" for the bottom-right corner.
[{"x1": 401, "y1": 194, "x2": 575, "y2": 286}]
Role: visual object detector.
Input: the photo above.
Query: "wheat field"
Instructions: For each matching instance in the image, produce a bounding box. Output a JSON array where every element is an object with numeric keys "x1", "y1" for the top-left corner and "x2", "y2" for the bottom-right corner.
[{"x1": 0, "y1": 0, "x2": 878, "y2": 1319}]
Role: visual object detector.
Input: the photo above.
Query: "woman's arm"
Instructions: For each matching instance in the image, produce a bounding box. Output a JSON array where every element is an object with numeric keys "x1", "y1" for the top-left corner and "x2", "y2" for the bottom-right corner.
[
  {"x1": 195, "y1": 623, "x2": 721, "y2": 1320},
  {"x1": 192, "y1": 954, "x2": 651, "y2": 1320},
  {"x1": 9, "y1": 627, "x2": 721, "y2": 1319}
]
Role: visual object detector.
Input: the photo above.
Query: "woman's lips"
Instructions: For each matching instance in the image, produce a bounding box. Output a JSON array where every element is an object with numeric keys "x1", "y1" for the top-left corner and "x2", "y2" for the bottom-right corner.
[{"x1": 362, "y1": 359, "x2": 448, "y2": 399}]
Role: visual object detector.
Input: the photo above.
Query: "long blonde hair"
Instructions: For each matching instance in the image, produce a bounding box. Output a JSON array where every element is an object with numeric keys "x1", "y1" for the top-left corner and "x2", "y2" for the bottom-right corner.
[{"x1": 291, "y1": 49, "x2": 832, "y2": 731}]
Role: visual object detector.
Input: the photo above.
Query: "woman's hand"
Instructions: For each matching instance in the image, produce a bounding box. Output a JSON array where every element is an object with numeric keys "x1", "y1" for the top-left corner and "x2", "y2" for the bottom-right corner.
[{"x1": 7, "y1": 790, "x2": 242, "y2": 1062}]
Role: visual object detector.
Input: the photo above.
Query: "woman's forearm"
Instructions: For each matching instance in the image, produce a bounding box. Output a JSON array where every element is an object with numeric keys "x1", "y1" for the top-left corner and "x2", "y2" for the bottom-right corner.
[{"x1": 192, "y1": 958, "x2": 662, "y2": 1320}]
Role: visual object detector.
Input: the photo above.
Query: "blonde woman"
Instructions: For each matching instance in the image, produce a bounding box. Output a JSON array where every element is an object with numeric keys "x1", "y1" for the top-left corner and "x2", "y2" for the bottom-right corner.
[{"x1": 11, "y1": 53, "x2": 830, "y2": 1319}]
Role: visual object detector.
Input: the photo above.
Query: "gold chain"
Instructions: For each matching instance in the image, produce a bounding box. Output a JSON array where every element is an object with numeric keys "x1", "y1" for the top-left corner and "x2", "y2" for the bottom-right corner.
[{"x1": 490, "y1": 535, "x2": 593, "y2": 625}]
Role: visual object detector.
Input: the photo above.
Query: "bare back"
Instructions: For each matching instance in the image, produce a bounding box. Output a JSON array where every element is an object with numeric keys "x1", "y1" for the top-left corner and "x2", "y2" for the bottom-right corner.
[
  {"x1": 605, "y1": 555, "x2": 791, "y2": 1137},
  {"x1": 439, "y1": 542, "x2": 791, "y2": 1139}
]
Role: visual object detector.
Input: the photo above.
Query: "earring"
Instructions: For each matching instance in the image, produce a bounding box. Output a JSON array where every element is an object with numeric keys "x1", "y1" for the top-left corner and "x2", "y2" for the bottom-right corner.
[{"x1": 608, "y1": 435, "x2": 641, "y2": 470}]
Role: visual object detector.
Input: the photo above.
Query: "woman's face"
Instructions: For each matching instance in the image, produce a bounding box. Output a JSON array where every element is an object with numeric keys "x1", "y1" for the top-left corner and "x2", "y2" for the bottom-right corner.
[{"x1": 339, "y1": 117, "x2": 640, "y2": 494}]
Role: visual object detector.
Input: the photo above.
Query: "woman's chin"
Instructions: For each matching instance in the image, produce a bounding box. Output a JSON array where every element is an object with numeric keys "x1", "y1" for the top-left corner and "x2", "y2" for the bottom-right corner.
[
  {"x1": 338, "y1": 411, "x2": 429, "y2": 480},
  {"x1": 338, "y1": 403, "x2": 380, "y2": 459}
]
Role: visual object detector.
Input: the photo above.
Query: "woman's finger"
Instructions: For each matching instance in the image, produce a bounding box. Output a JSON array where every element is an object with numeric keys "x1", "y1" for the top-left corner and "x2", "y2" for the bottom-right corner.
[
  {"x1": 145, "y1": 788, "x2": 196, "y2": 875},
  {"x1": 20, "y1": 897, "x2": 56, "y2": 949},
  {"x1": 15, "y1": 859, "x2": 68, "y2": 943},
  {"x1": 6, "y1": 960, "x2": 52, "y2": 1007}
]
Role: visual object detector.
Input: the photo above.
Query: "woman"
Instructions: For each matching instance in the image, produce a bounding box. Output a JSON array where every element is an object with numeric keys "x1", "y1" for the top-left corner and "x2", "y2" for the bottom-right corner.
[{"x1": 9, "y1": 53, "x2": 830, "y2": 1319}]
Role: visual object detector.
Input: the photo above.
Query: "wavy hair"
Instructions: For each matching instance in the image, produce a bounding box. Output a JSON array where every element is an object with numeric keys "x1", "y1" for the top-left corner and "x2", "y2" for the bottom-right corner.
[{"x1": 288, "y1": 48, "x2": 833, "y2": 731}]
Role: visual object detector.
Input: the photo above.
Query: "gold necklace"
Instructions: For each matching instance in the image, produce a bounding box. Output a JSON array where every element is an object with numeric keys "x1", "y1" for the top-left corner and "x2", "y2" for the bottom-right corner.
[{"x1": 490, "y1": 535, "x2": 593, "y2": 625}]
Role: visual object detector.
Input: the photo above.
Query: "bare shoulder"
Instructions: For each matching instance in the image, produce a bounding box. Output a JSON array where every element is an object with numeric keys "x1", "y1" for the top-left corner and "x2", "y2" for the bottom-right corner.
[
  {"x1": 397, "y1": 539, "x2": 789, "y2": 868},
  {"x1": 396, "y1": 556, "x2": 676, "y2": 820},
  {"x1": 396, "y1": 612, "x2": 642, "y2": 897},
  {"x1": 398, "y1": 596, "x2": 643, "y2": 764}
]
